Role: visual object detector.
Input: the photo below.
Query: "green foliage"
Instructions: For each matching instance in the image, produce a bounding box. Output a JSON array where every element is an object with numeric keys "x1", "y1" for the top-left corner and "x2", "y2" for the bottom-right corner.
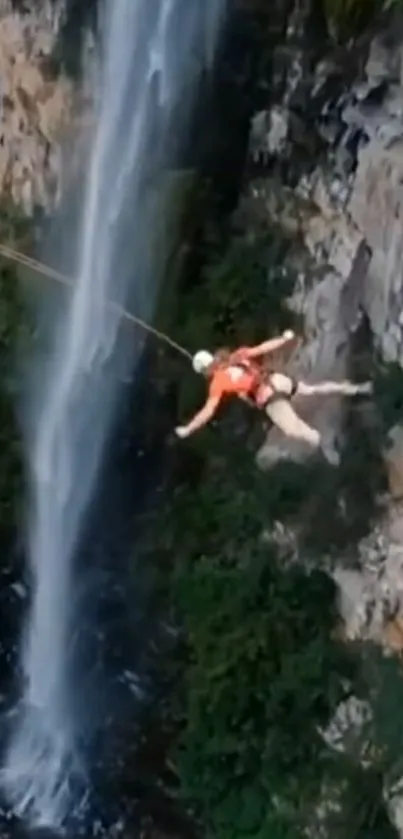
[
  {"x1": 152, "y1": 211, "x2": 349, "y2": 837},
  {"x1": 176, "y1": 230, "x2": 294, "y2": 354},
  {"x1": 372, "y1": 361, "x2": 403, "y2": 434},
  {"x1": 0, "y1": 204, "x2": 33, "y2": 532},
  {"x1": 315, "y1": 760, "x2": 401, "y2": 839},
  {"x1": 358, "y1": 650, "x2": 403, "y2": 787},
  {"x1": 321, "y1": 0, "x2": 383, "y2": 42},
  {"x1": 0, "y1": 200, "x2": 33, "y2": 248},
  {"x1": 174, "y1": 555, "x2": 351, "y2": 838},
  {"x1": 151, "y1": 180, "x2": 396, "y2": 839},
  {"x1": 382, "y1": 0, "x2": 403, "y2": 10},
  {"x1": 145, "y1": 416, "x2": 359, "y2": 838},
  {"x1": 171, "y1": 227, "x2": 296, "y2": 422}
]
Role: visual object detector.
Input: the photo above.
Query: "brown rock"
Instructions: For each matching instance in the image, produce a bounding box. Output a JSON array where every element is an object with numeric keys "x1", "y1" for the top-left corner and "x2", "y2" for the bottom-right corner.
[
  {"x1": 384, "y1": 424, "x2": 403, "y2": 500},
  {"x1": 0, "y1": 5, "x2": 79, "y2": 214},
  {"x1": 383, "y1": 614, "x2": 403, "y2": 653}
]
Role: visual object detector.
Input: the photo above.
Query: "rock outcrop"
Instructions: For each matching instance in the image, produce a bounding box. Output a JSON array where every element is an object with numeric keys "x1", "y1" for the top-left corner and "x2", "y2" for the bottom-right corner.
[
  {"x1": 350, "y1": 141, "x2": 403, "y2": 364},
  {"x1": 0, "y1": 0, "x2": 90, "y2": 216}
]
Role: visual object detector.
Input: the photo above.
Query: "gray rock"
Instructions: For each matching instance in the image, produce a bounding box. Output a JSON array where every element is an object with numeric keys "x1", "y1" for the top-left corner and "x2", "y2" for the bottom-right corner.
[
  {"x1": 384, "y1": 424, "x2": 403, "y2": 499},
  {"x1": 365, "y1": 34, "x2": 403, "y2": 86},
  {"x1": 0, "y1": 1, "x2": 77, "y2": 215},
  {"x1": 384, "y1": 83, "x2": 403, "y2": 119},
  {"x1": 267, "y1": 105, "x2": 289, "y2": 154},
  {"x1": 353, "y1": 79, "x2": 384, "y2": 102},
  {"x1": 342, "y1": 102, "x2": 403, "y2": 147},
  {"x1": 249, "y1": 106, "x2": 289, "y2": 161},
  {"x1": 349, "y1": 140, "x2": 403, "y2": 359}
]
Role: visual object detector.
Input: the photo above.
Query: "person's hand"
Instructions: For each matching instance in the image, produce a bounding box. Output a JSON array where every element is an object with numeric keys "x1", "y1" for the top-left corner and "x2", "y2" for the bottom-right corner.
[
  {"x1": 283, "y1": 329, "x2": 295, "y2": 341},
  {"x1": 175, "y1": 426, "x2": 190, "y2": 439}
]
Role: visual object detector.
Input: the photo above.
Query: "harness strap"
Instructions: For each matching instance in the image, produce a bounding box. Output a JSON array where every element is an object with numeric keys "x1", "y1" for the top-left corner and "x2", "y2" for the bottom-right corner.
[
  {"x1": 225, "y1": 356, "x2": 298, "y2": 408},
  {"x1": 233, "y1": 359, "x2": 260, "y2": 377},
  {"x1": 255, "y1": 375, "x2": 299, "y2": 410},
  {"x1": 290, "y1": 378, "x2": 298, "y2": 397}
]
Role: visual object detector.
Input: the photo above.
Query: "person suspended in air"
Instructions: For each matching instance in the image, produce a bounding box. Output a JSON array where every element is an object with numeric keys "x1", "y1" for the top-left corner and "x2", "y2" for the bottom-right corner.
[{"x1": 174, "y1": 330, "x2": 372, "y2": 457}]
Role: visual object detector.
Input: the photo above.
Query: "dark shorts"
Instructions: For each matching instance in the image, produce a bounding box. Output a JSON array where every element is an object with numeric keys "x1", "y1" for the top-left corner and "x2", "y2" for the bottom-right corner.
[{"x1": 257, "y1": 377, "x2": 298, "y2": 411}]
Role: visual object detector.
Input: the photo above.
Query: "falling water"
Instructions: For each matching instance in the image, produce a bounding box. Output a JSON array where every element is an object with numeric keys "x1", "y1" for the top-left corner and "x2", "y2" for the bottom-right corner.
[{"x1": 1, "y1": 0, "x2": 224, "y2": 830}]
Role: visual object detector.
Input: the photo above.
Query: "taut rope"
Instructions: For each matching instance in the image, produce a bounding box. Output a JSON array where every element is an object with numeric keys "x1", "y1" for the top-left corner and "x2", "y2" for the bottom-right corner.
[{"x1": 0, "y1": 243, "x2": 192, "y2": 362}]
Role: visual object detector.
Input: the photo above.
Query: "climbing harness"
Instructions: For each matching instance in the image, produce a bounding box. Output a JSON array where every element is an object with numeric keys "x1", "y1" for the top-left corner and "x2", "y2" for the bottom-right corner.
[
  {"x1": 258, "y1": 376, "x2": 298, "y2": 411},
  {"x1": 229, "y1": 355, "x2": 298, "y2": 411},
  {"x1": 0, "y1": 243, "x2": 193, "y2": 363}
]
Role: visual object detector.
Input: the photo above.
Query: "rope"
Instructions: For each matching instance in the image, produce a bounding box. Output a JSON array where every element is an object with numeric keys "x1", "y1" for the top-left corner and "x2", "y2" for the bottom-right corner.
[{"x1": 0, "y1": 243, "x2": 193, "y2": 363}]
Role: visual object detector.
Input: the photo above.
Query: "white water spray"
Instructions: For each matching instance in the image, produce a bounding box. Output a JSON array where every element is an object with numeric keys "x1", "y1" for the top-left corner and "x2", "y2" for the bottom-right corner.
[{"x1": 2, "y1": 0, "x2": 224, "y2": 829}]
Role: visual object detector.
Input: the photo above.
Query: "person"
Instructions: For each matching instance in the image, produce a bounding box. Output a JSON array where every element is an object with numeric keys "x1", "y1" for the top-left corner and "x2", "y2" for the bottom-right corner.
[{"x1": 174, "y1": 330, "x2": 372, "y2": 455}]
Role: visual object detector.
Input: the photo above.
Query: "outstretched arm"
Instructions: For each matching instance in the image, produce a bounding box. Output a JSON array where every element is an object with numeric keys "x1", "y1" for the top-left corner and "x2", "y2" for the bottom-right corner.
[
  {"x1": 237, "y1": 330, "x2": 296, "y2": 360},
  {"x1": 175, "y1": 395, "x2": 221, "y2": 439}
]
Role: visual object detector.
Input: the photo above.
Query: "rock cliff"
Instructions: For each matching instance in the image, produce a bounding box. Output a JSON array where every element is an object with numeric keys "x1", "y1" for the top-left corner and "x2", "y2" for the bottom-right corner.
[
  {"x1": 241, "y1": 0, "x2": 403, "y2": 613},
  {"x1": 237, "y1": 3, "x2": 403, "y2": 830},
  {"x1": 0, "y1": 0, "x2": 90, "y2": 216}
]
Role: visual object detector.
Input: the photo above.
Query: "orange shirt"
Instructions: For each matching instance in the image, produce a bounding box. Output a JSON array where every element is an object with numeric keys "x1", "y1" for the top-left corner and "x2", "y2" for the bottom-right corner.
[{"x1": 209, "y1": 348, "x2": 260, "y2": 401}]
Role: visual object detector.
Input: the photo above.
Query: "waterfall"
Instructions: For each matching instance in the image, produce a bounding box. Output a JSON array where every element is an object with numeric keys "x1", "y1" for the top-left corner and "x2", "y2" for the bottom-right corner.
[{"x1": 1, "y1": 0, "x2": 224, "y2": 830}]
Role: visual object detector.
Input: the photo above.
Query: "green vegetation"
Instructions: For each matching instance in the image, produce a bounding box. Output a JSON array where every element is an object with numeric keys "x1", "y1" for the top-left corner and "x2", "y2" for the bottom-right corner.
[
  {"x1": 147, "y1": 409, "x2": 396, "y2": 838},
  {"x1": 176, "y1": 231, "x2": 293, "y2": 350},
  {"x1": 168, "y1": 490, "x2": 355, "y2": 838},
  {"x1": 0, "y1": 263, "x2": 25, "y2": 530},
  {"x1": 137, "y1": 448, "x2": 403, "y2": 839},
  {"x1": 171, "y1": 222, "x2": 296, "y2": 425},
  {"x1": 132, "y1": 157, "x2": 403, "y2": 835},
  {"x1": 138, "y1": 207, "x2": 397, "y2": 838},
  {"x1": 0, "y1": 204, "x2": 32, "y2": 534},
  {"x1": 372, "y1": 360, "x2": 403, "y2": 434},
  {"x1": 320, "y1": 0, "x2": 392, "y2": 42}
]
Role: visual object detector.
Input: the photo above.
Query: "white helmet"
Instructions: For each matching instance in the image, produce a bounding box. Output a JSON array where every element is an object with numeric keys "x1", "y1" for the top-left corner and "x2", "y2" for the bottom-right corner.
[{"x1": 192, "y1": 349, "x2": 214, "y2": 374}]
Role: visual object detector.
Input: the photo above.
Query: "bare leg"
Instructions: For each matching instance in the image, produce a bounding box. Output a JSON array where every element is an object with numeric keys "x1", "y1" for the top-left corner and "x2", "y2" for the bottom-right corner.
[
  {"x1": 265, "y1": 398, "x2": 321, "y2": 448},
  {"x1": 297, "y1": 380, "x2": 372, "y2": 397}
]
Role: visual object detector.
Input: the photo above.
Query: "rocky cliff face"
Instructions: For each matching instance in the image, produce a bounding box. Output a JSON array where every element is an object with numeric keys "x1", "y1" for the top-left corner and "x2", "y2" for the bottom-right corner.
[
  {"x1": 0, "y1": 0, "x2": 90, "y2": 216},
  {"x1": 241, "y1": 0, "x2": 403, "y2": 634},
  {"x1": 3, "y1": 0, "x2": 403, "y2": 833},
  {"x1": 236, "y1": 4, "x2": 403, "y2": 831}
]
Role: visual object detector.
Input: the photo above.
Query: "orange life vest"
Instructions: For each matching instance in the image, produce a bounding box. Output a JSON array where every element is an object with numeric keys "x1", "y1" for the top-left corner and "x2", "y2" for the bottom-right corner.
[{"x1": 209, "y1": 351, "x2": 263, "y2": 401}]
